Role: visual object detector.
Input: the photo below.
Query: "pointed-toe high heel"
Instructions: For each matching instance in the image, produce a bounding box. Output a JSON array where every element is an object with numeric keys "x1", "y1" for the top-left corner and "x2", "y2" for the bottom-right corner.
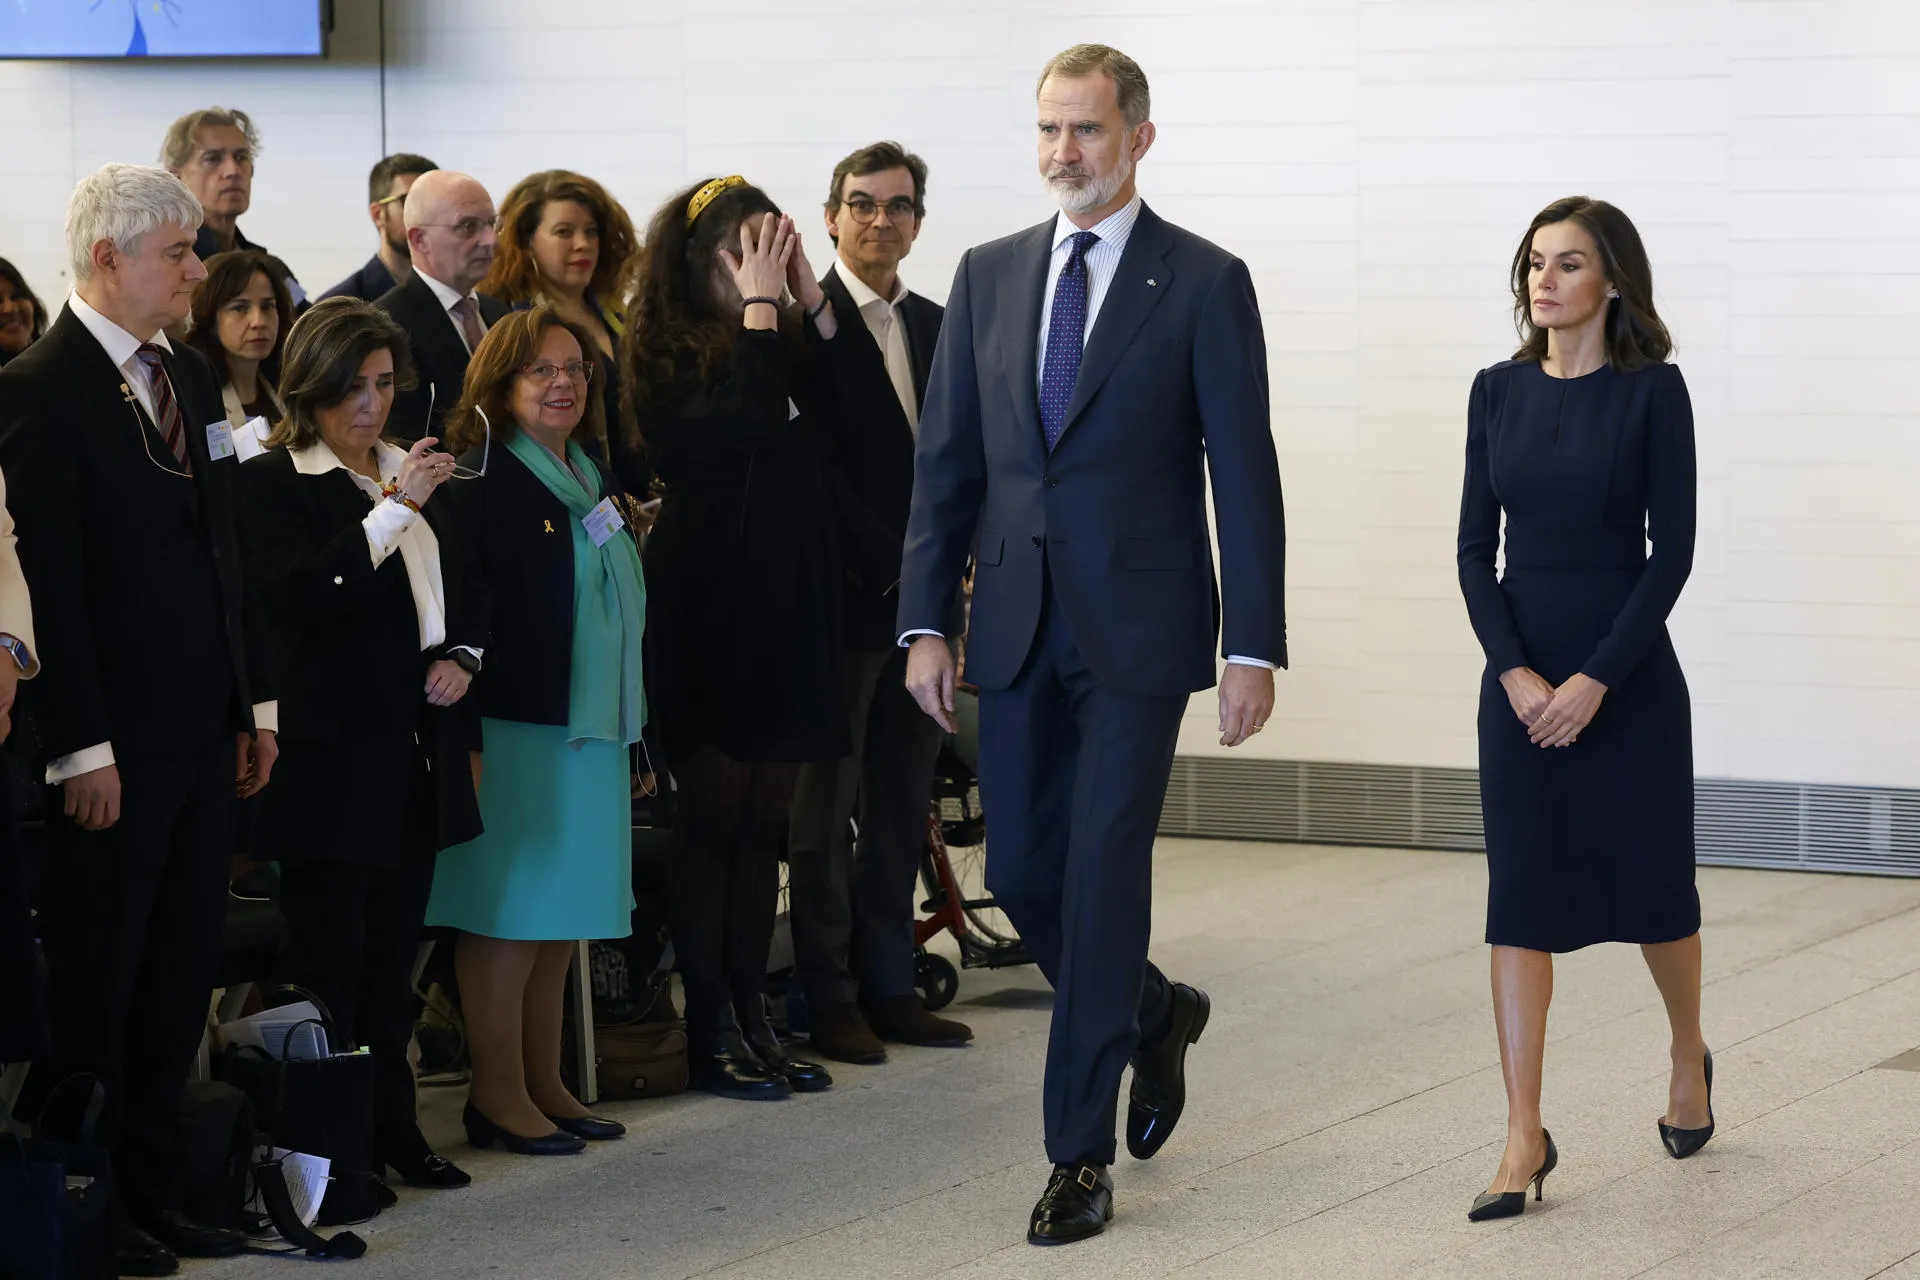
[
  {"x1": 461, "y1": 1102, "x2": 587, "y2": 1155},
  {"x1": 1467, "y1": 1129, "x2": 1557, "y2": 1222},
  {"x1": 1659, "y1": 1048, "x2": 1715, "y2": 1159}
]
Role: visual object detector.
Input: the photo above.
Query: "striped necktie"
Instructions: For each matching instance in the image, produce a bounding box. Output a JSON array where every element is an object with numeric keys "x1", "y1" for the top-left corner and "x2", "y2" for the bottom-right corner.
[{"x1": 134, "y1": 343, "x2": 190, "y2": 471}]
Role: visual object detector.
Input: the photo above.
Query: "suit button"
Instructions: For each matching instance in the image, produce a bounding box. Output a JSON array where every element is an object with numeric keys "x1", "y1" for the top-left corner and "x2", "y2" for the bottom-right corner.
[
  {"x1": 1031, "y1": 535, "x2": 1042, "y2": 547},
  {"x1": 1044, "y1": 476, "x2": 1059, "y2": 488},
  {"x1": 333, "y1": 575, "x2": 344, "y2": 585}
]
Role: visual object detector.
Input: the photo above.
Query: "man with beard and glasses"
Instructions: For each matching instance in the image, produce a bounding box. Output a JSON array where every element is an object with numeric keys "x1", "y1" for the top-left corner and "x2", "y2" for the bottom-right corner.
[
  {"x1": 898, "y1": 43, "x2": 1288, "y2": 1245},
  {"x1": 322, "y1": 153, "x2": 440, "y2": 303}
]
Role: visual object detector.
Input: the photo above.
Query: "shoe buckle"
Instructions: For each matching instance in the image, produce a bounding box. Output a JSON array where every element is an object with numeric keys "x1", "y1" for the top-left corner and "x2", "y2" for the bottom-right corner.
[{"x1": 1076, "y1": 1165, "x2": 1098, "y2": 1192}]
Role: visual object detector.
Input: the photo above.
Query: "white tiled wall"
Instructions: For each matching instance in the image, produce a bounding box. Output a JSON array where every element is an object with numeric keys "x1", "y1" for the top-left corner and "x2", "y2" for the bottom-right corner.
[{"x1": 3, "y1": 0, "x2": 1914, "y2": 787}]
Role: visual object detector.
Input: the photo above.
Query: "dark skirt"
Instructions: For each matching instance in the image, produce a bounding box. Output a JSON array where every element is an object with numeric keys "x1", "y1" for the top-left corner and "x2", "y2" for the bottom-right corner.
[{"x1": 1479, "y1": 565, "x2": 1699, "y2": 953}]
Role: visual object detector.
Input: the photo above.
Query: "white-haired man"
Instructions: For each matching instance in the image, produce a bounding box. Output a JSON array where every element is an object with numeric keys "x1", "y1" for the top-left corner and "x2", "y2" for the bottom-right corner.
[{"x1": 0, "y1": 163, "x2": 277, "y2": 1277}]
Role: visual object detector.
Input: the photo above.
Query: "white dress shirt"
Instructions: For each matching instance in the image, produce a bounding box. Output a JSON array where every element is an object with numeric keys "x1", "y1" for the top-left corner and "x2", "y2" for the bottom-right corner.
[
  {"x1": 417, "y1": 269, "x2": 480, "y2": 354},
  {"x1": 831, "y1": 260, "x2": 918, "y2": 432},
  {"x1": 897, "y1": 198, "x2": 1276, "y2": 672},
  {"x1": 47, "y1": 294, "x2": 279, "y2": 785}
]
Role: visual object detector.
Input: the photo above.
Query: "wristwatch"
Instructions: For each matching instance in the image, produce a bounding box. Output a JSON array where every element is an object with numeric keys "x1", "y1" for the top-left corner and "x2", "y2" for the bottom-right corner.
[
  {"x1": 0, "y1": 634, "x2": 30, "y2": 672},
  {"x1": 449, "y1": 649, "x2": 482, "y2": 676}
]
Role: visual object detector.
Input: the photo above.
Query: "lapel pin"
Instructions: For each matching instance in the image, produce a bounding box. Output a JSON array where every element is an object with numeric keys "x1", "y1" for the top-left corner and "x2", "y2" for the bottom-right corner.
[
  {"x1": 1147, "y1": 278, "x2": 1157, "y2": 287},
  {"x1": 543, "y1": 519, "x2": 556, "y2": 534}
]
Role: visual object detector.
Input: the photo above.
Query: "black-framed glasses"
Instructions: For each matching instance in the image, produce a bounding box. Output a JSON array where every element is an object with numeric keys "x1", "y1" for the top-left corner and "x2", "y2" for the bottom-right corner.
[
  {"x1": 844, "y1": 196, "x2": 918, "y2": 224},
  {"x1": 520, "y1": 360, "x2": 593, "y2": 385}
]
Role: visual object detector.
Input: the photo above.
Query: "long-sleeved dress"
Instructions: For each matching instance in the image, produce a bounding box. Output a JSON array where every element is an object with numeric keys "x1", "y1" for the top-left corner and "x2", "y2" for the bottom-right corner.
[{"x1": 1456, "y1": 358, "x2": 1699, "y2": 953}]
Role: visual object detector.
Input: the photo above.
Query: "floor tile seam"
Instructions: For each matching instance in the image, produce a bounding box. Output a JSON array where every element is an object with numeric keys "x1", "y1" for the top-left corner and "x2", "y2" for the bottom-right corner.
[
  {"x1": 681, "y1": 1155, "x2": 1039, "y2": 1278},
  {"x1": 1620, "y1": 1146, "x2": 1904, "y2": 1280},
  {"x1": 1868, "y1": 1246, "x2": 1920, "y2": 1279}
]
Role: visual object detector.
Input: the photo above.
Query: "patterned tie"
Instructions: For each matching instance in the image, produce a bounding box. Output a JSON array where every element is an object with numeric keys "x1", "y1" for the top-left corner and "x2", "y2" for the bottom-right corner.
[
  {"x1": 450, "y1": 295, "x2": 485, "y2": 353},
  {"x1": 1039, "y1": 231, "x2": 1099, "y2": 452},
  {"x1": 133, "y1": 343, "x2": 190, "y2": 471}
]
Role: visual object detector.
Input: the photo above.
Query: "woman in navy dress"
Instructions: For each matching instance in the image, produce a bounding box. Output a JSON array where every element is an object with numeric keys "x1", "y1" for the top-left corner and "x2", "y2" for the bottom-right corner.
[{"x1": 1456, "y1": 197, "x2": 1711, "y2": 1222}]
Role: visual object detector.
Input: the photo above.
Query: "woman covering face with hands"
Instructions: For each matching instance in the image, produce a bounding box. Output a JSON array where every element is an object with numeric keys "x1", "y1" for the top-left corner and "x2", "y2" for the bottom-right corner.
[
  {"x1": 624, "y1": 176, "x2": 897, "y2": 1103},
  {"x1": 1455, "y1": 197, "x2": 1707, "y2": 1225},
  {"x1": 240, "y1": 297, "x2": 486, "y2": 1203}
]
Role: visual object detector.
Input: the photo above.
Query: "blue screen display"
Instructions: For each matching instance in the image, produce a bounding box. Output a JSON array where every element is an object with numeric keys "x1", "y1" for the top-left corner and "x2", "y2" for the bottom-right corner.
[{"x1": 0, "y1": 1, "x2": 326, "y2": 59}]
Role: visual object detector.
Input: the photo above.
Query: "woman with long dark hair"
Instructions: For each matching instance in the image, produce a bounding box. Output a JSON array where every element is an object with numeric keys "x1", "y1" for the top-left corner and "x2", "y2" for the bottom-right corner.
[
  {"x1": 1457, "y1": 196, "x2": 1705, "y2": 1221},
  {"x1": 187, "y1": 250, "x2": 295, "y2": 454},
  {"x1": 624, "y1": 176, "x2": 864, "y2": 1100},
  {"x1": 0, "y1": 258, "x2": 47, "y2": 366}
]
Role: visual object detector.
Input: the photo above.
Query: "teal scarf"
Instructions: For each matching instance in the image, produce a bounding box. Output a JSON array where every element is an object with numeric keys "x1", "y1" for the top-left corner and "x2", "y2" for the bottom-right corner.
[{"x1": 505, "y1": 431, "x2": 648, "y2": 747}]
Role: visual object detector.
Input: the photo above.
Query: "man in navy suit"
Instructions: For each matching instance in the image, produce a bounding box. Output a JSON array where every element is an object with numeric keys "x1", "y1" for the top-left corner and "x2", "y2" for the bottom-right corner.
[{"x1": 899, "y1": 44, "x2": 1288, "y2": 1245}]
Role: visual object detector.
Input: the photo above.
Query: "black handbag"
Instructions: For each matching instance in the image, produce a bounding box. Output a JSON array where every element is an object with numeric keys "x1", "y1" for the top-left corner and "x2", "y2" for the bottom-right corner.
[
  {"x1": 215, "y1": 988, "x2": 381, "y2": 1227},
  {"x1": 0, "y1": 1074, "x2": 115, "y2": 1280}
]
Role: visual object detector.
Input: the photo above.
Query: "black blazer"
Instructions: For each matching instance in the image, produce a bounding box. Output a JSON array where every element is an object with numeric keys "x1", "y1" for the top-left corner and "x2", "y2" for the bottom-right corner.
[
  {"x1": 319, "y1": 254, "x2": 399, "y2": 305},
  {"x1": 818, "y1": 265, "x2": 943, "y2": 649},
  {"x1": 376, "y1": 272, "x2": 511, "y2": 444},
  {"x1": 0, "y1": 307, "x2": 255, "y2": 762},
  {"x1": 440, "y1": 437, "x2": 635, "y2": 727},
  {"x1": 239, "y1": 449, "x2": 484, "y2": 864}
]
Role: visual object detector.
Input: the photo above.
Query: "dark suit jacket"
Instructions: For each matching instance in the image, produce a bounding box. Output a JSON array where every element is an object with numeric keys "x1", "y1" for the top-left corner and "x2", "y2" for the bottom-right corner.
[
  {"x1": 375, "y1": 272, "x2": 510, "y2": 444},
  {"x1": 239, "y1": 449, "x2": 484, "y2": 864},
  {"x1": 897, "y1": 202, "x2": 1288, "y2": 697},
  {"x1": 818, "y1": 265, "x2": 944, "y2": 650},
  {"x1": 319, "y1": 254, "x2": 399, "y2": 304},
  {"x1": 0, "y1": 307, "x2": 256, "y2": 762},
  {"x1": 440, "y1": 437, "x2": 636, "y2": 727}
]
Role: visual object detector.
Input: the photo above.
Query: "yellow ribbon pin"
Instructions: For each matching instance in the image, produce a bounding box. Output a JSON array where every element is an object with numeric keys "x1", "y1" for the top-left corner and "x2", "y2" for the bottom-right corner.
[{"x1": 543, "y1": 519, "x2": 555, "y2": 534}]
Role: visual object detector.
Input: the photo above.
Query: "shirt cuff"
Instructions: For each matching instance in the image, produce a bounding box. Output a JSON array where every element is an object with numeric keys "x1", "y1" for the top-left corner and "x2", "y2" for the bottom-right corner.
[
  {"x1": 448, "y1": 646, "x2": 483, "y2": 666},
  {"x1": 363, "y1": 499, "x2": 419, "y2": 568},
  {"x1": 1225, "y1": 655, "x2": 1278, "y2": 671},
  {"x1": 252, "y1": 701, "x2": 279, "y2": 734},
  {"x1": 47, "y1": 741, "x2": 115, "y2": 786},
  {"x1": 897, "y1": 629, "x2": 945, "y2": 648}
]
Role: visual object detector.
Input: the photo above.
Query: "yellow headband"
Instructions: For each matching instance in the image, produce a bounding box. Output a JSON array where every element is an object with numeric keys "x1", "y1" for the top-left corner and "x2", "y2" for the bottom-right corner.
[{"x1": 685, "y1": 175, "x2": 746, "y2": 229}]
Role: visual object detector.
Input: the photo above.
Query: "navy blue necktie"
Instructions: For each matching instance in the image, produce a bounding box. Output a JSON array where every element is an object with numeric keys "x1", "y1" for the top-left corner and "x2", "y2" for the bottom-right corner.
[{"x1": 1039, "y1": 231, "x2": 1099, "y2": 452}]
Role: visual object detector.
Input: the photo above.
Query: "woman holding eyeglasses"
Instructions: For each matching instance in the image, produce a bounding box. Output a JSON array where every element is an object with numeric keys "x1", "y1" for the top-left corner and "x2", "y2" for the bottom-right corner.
[
  {"x1": 481, "y1": 170, "x2": 654, "y2": 523},
  {"x1": 187, "y1": 251, "x2": 293, "y2": 459},
  {"x1": 428, "y1": 305, "x2": 647, "y2": 1154},
  {"x1": 240, "y1": 297, "x2": 484, "y2": 1200}
]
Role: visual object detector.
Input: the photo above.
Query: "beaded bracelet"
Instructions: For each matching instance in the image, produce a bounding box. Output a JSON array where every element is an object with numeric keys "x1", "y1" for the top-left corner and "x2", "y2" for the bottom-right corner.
[
  {"x1": 741, "y1": 295, "x2": 780, "y2": 311},
  {"x1": 380, "y1": 480, "x2": 421, "y2": 513}
]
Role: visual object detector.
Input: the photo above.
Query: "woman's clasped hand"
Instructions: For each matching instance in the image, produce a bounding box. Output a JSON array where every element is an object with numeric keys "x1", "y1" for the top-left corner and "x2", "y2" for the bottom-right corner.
[{"x1": 1497, "y1": 666, "x2": 1607, "y2": 748}]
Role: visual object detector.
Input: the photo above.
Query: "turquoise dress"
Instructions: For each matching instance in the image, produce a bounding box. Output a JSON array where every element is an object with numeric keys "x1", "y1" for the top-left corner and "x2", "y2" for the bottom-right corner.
[{"x1": 426, "y1": 435, "x2": 648, "y2": 942}]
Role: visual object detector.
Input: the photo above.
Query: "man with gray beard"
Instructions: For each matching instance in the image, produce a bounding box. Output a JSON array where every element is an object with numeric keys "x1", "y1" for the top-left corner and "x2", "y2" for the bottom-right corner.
[{"x1": 898, "y1": 44, "x2": 1288, "y2": 1245}]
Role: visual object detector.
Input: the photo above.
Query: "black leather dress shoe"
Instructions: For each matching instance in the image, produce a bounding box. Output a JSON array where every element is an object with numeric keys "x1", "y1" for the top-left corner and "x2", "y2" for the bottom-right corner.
[
  {"x1": 690, "y1": 1014, "x2": 794, "y2": 1100},
  {"x1": 385, "y1": 1149, "x2": 473, "y2": 1188},
  {"x1": 115, "y1": 1224, "x2": 180, "y2": 1277},
  {"x1": 742, "y1": 1008, "x2": 833, "y2": 1093},
  {"x1": 546, "y1": 1112, "x2": 627, "y2": 1140},
  {"x1": 1127, "y1": 982, "x2": 1211, "y2": 1160},
  {"x1": 461, "y1": 1102, "x2": 587, "y2": 1155},
  {"x1": 149, "y1": 1209, "x2": 246, "y2": 1258},
  {"x1": 1027, "y1": 1162, "x2": 1113, "y2": 1246}
]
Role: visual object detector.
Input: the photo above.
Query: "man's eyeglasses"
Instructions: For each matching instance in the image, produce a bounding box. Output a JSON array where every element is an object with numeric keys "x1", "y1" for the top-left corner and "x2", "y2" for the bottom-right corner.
[
  {"x1": 521, "y1": 360, "x2": 594, "y2": 385},
  {"x1": 844, "y1": 196, "x2": 919, "y2": 224},
  {"x1": 417, "y1": 216, "x2": 503, "y2": 239},
  {"x1": 374, "y1": 190, "x2": 408, "y2": 208}
]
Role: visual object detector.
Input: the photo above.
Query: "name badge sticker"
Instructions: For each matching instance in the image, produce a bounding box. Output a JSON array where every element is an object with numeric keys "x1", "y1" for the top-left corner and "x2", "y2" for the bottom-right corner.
[
  {"x1": 582, "y1": 496, "x2": 626, "y2": 548},
  {"x1": 203, "y1": 420, "x2": 236, "y2": 461}
]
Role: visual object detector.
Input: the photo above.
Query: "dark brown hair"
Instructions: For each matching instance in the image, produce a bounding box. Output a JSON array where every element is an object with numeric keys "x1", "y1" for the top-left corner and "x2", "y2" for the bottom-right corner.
[
  {"x1": 1037, "y1": 44, "x2": 1151, "y2": 127},
  {"x1": 1510, "y1": 196, "x2": 1672, "y2": 371},
  {"x1": 368, "y1": 152, "x2": 436, "y2": 205},
  {"x1": 481, "y1": 170, "x2": 639, "y2": 308},
  {"x1": 0, "y1": 257, "x2": 48, "y2": 344},
  {"x1": 187, "y1": 250, "x2": 294, "y2": 390},
  {"x1": 272, "y1": 297, "x2": 418, "y2": 450},
  {"x1": 825, "y1": 141, "x2": 929, "y2": 224},
  {"x1": 444, "y1": 305, "x2": 608, "y2": 455},
  {"x1": 623, "y1": 177, "x2": 787, "y2": 420}
]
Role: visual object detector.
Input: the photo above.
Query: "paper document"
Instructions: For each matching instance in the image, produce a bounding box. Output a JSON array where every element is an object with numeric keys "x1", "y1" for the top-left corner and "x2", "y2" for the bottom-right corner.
[
  {"x1": 248, "y1": 1149, "x2": 331, "y2": 1231},
  {"x1": 218, "y1": 1001, "x2": 331, "y2": 1061}
]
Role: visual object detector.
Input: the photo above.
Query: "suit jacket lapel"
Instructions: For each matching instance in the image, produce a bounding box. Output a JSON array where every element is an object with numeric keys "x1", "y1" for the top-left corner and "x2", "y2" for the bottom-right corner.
[
  {"x1": 999, "y1": 221, "x2": 1054, "y2": 448},
  {"x1": 1055, "y1": 204, "x2": 1176, "y2": 447},
  {"x1": 902, "y1": 294, "x2": 937, "y2": 409}
]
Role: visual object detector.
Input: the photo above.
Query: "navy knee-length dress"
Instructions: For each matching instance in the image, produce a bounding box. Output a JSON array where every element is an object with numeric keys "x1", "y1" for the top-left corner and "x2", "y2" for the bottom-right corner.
[{"x1": 1457, "y1": 359, "x2": 1698, "y2": 953}]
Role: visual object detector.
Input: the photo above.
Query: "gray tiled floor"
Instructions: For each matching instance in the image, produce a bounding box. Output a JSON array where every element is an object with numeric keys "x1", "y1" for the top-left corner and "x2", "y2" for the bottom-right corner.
[{"x1": 192, "y1": 840, "x2": 1920, "y2": 1279}]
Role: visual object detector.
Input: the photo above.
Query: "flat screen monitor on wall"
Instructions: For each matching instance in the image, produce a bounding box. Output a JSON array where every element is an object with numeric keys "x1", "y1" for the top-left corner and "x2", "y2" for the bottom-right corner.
[{"x1": 0, "y1": 1, "x2": 329, "y2": 59}]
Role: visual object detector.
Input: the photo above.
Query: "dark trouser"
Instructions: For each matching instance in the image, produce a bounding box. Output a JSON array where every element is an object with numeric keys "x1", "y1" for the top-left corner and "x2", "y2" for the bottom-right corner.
[
  {"x1": 275, "y1": 772, "x2": 437, "y2": 1170},
  {"x1": 978, "y1": 585, "x2": 1182, "y2": 1167},
  {"x1": 788, "y1": 646, "x2": 946, "y2": 1012},
  {"x1": 667, "y1": 748, "x2": 800, "y2": 1045},
  {"x1": 36, "y1": 736, "x2": 235, "y2": 1224}
]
